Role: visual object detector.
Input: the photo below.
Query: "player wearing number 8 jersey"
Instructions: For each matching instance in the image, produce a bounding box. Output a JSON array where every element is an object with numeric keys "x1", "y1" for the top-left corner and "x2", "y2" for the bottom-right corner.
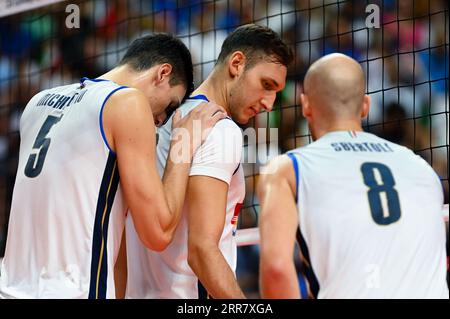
[{"x1": 258, "y1": 53, "x2": 448, "y2": 299}]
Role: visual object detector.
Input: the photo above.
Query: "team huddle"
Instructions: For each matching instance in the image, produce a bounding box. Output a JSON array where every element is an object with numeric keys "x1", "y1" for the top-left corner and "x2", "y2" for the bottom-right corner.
[{"x1": 0, "y1": 24, "x2": 448, "y2": 299}]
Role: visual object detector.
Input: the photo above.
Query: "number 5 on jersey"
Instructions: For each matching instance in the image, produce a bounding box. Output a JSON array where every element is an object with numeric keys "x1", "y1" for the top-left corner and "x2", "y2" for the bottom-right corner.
[{"x1": 24, "y1": 114, "x2": 63, "y2": 178}]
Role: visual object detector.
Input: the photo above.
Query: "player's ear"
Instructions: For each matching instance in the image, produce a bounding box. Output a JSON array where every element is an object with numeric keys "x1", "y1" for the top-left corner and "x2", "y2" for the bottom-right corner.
[
  {"x1": 361, "y1": 95, "x2": 370, "y2": 119},
  {"x1": 301, "y1": 93, "x2": 311, "y2": 119},
  {"x1": 228, "y1": 51, "x2": 245, "y2": 78},
  {"x1": 156, "y1": 63, "x2": 173, "y2": 84}
]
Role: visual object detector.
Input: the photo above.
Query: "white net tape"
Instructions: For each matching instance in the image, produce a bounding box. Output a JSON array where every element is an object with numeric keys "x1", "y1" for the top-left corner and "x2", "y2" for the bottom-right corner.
[
  {"x1": 0, "y1": 0, "x2": 66, "y2": 18},
  {"x1": 236, "y1": 204, "x2": 450, "y2": 247}
]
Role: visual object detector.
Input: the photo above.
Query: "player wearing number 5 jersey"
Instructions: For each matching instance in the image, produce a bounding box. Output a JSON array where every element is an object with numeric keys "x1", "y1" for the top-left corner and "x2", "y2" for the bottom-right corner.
[
  {"x1": 0, "y1": 34, "x2": 226, "y2": 299},
  {"x1": 258, "y1": 53, "x2": 448, "y2": 299}
]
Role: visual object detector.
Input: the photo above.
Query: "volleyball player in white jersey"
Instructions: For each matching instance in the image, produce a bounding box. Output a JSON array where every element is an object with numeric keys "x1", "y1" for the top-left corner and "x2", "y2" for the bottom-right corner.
[
  {"x1": 0, "y1": 34, "x2": 225, "y2": 299},
  {"x1": 258, "y1": 53, "x2": 449, "y2": 299},
  {"x1": 124, "y1": 25, "x2": 293, "y2": 299}
]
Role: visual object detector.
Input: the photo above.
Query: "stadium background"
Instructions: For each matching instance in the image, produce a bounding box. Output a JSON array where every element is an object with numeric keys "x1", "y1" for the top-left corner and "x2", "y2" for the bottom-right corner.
[{"x1": 0, "y1": 0, "x2": 448, "y2": 298}]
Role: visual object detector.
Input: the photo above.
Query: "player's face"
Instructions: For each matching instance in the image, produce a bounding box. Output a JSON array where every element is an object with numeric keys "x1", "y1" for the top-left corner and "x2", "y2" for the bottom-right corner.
[
  {"x1": 148, "y1": 82, "x2": 185, "y2": 127},
  {"x1": 229, "y1": 60, "x2": 287, "y2": 124}
]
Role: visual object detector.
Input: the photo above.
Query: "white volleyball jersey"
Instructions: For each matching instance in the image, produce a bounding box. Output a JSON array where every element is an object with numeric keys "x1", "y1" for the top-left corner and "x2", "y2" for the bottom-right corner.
[
  {"x1": 287, "y1": 131, "x2": 448, "y2": 299},
  {"x1": 125, "y1": 96, "x2": 245, "y2": 299},
  {"x1": 0, "y1": 78, "x2": 128, "y2": 299}
]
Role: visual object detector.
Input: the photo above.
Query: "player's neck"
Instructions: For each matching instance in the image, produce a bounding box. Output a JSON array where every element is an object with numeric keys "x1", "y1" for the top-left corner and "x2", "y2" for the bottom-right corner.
[
  {"x1": 97, "y1": 66, "x2": 135, "y2": 87},
  {"x1": 314, "y1": 121, "x2": 364, "y2": 140},
  {"x1": 192, "y1": 71, "x2": 231, "y2": 116}
]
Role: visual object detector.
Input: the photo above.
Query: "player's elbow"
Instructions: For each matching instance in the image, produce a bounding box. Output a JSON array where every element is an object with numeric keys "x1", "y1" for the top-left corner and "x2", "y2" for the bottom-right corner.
[
  {"x1": 131, "y1": 209, "x2": 176, "y2": 252},
  {"x1": 260, "y1": 258, "x2": 291, "y2": 283},
  {"x1": 260, "y1": 256, "x2": 300, "y2": 299},
  {"x1": 143, "y1": 237, "x2": 169, "y2": 252},
  {"x1": 138, "y1": 229, "x2": 171, "y2": 252},
  {"x1": 187, "y1": 239, "x2": 213, "y2": 271},
  {"x1": 187, "y1": 241, "x2": 201, "y2": 270}
]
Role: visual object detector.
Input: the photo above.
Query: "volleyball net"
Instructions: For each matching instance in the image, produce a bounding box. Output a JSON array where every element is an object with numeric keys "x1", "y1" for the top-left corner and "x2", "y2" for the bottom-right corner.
[{"x1": 0, "y1": 0, "x2": 448, "y2": 297}]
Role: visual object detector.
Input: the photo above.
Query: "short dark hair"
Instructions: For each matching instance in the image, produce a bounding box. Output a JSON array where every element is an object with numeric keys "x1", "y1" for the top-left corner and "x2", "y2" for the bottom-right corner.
[
  {"x1": 217, "y1": 24, "x2": 293, "y2": 69},
  {"x1": 119, "y1": 34, "x2": 194, "y2": 99}
]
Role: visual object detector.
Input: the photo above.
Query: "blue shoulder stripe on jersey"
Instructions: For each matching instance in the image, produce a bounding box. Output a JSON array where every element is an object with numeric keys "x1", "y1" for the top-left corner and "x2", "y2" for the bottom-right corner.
[
  {"x1": 189, "y1": 94, "x2": 209, "y2": 102},
  {"x1": 287, "y1": 152, "x2": 300, "y2": 201},
  {"x1": 99, "y1": 86, "x2": 128, "y2": 154}
]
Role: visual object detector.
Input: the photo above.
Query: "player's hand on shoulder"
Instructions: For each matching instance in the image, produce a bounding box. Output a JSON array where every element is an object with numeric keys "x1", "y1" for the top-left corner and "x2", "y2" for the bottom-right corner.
[{"x1": 172, "y1": 101, "x2": 227, "y2": 153}]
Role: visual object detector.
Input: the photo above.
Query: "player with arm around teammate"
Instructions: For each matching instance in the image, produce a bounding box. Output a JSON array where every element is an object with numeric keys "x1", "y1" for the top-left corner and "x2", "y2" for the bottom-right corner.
[{"x1": 0, "y1": 34, "x2": 225, "y2": 299}]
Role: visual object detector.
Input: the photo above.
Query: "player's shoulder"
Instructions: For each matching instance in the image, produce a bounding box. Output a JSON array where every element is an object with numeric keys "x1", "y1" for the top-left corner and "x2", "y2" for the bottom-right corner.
[
  {"x1": 24, "y1": 83, "x2": 76, "y2": 109},
  {"x1": 259, "y1": 154, "x2": 297, "y2": 191},
  {"x1": 183, "y1": 99, "x2": 242, "y2": 133},
  {"x1": 262, "y1": 154, "x2": 296, "y2": 178},
  {"x1": 195, "y1": 117, "x2": 242, "y2": 153},
  {"x1": 214, "y1": 116, "x2": 241, "y2": 131},
  {"x1": 103, "y1": 87, "x2": 154, "y2": 128},
  {"x1": 206, "y1": 117, "x2": 242, "y2": 146},
  {"x1": 108, "y1": 86, "x2": 144, "y2": 101},
  {"x1": 107, "y1": 87, "x2": 148, "y2": 109},
  {"x1": 284, "y1": 143, "x2": 311, "y2": 159},
  {"x1": 178, "y1": 98, "x2": 209, "y2": 118},
  {"x1": 31, "y1": 82, "x2": 77, "y2": 98},
  {"x1": 363, "y1": 133, "x2": 437, "y2": 175},
  {"x1": 373, "y1": 134, "x2": 423, "y2": 160}
]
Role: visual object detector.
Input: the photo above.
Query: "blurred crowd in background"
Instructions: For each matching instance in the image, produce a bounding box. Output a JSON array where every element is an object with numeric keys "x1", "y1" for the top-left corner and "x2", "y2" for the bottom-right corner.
[{"x1": 0, "y1": 0, "x2": 448, "y2": 297}]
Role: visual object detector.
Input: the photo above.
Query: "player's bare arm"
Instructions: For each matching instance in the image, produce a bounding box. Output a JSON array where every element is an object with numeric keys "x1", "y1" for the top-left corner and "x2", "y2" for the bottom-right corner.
[
  {"x1": 114, "y1": 230, "x2": 127, "y2": 299},
  {"x1": 187, "y1": 176, "x2": 246, "y2": 299},
  {"x1": 103, "y1": 88, "x2": 225, "y2": 251},
  {"x1": 258, "y1": 155, "x2": 300, "y2": 299}
]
